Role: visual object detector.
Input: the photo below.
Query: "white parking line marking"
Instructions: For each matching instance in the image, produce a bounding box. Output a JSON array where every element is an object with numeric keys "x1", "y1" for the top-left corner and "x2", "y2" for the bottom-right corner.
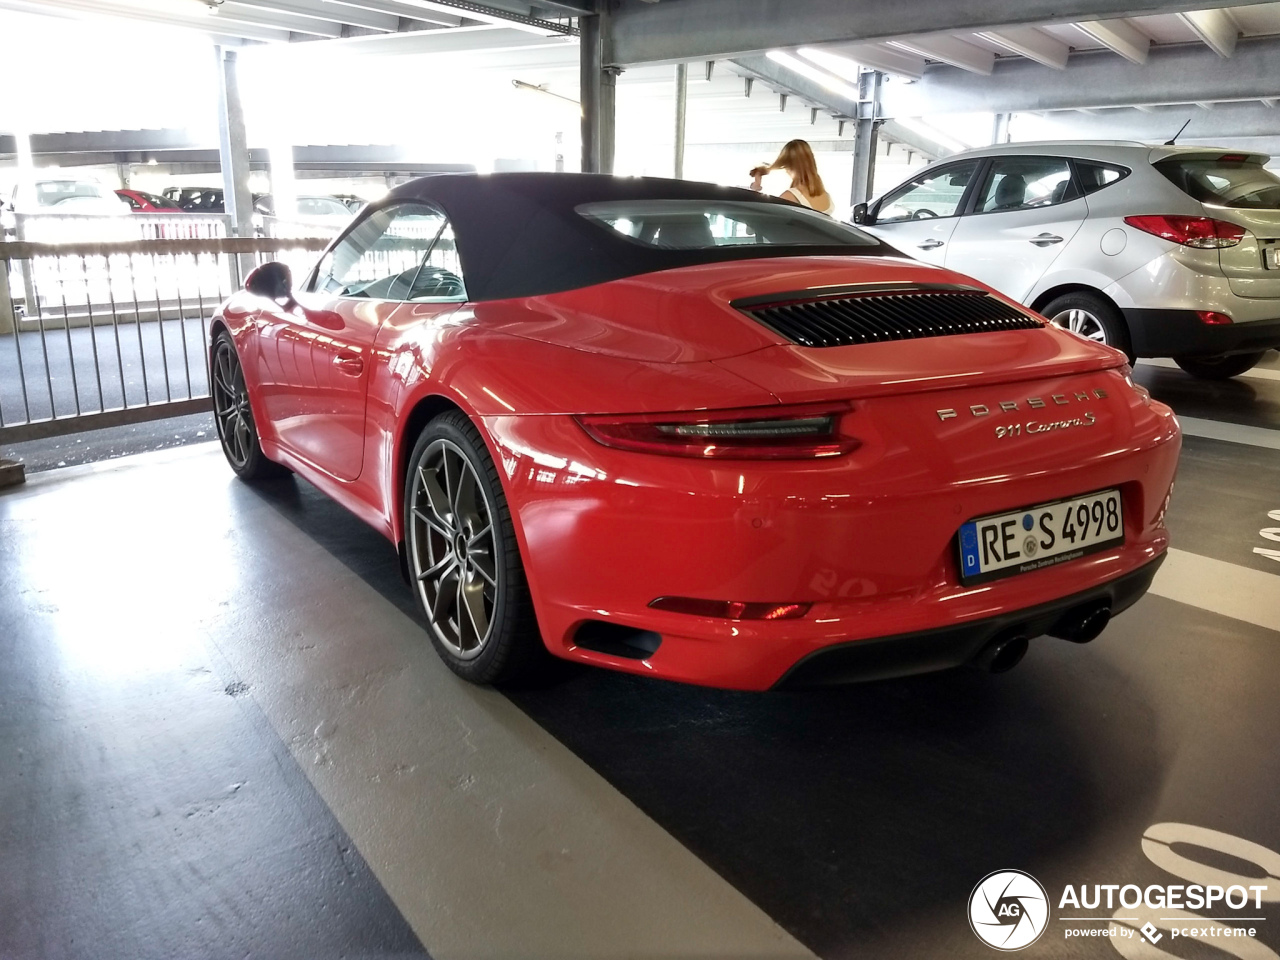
[
  {"x1": 1150, "y1": 548, "x2": 1280, "y2": 634},
  {"x1": 1176, "y1": 416, "x2": 1280, "y2": 451},
  {"x1": 1138, "y1": 358, "x2": 1280, "y2": 382}
]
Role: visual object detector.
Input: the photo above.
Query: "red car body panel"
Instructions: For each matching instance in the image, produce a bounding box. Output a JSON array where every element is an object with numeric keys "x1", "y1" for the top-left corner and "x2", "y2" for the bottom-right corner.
[{"x1": 216, "y1": 249, "x2": 1180, "y2": 691}]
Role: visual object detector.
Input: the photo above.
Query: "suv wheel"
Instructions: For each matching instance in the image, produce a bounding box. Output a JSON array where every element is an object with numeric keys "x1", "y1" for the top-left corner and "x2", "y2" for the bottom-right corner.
[
  {"x1": 1042, "y1": 291, "x2": 1133, "y2": 361},
  {"x1": 1174, "y1": 351, "x2": 1266, "y2": 380}
]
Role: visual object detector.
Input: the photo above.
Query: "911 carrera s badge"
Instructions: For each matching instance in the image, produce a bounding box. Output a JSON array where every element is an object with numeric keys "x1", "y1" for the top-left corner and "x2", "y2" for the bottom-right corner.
[{"x1": 936, "y1": 388, "x2": 1108, "y2": 421}]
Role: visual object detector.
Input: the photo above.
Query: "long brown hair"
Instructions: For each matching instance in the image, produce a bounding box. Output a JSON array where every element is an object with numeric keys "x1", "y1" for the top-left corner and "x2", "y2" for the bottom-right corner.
[{"x1": 766, "y1": 139, "x2": 826, "y2": 198}]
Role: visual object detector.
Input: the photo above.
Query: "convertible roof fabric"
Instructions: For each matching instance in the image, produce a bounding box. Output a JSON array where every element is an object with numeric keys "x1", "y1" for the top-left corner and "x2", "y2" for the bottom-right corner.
[{"x1": 382, "y1": 173, "x2": 893, "y2": 302}]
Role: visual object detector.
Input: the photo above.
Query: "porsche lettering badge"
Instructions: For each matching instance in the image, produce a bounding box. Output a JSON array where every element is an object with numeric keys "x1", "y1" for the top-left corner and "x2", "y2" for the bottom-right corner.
[{"x1": 936, "y1": 388, "x2": 1108, "y2": 422}]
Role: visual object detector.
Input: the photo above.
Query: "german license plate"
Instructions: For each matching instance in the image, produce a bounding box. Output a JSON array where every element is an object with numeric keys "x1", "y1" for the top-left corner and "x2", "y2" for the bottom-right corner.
[{"x1": 957, "y1": 489, "x2": 1124, "y2": 585}]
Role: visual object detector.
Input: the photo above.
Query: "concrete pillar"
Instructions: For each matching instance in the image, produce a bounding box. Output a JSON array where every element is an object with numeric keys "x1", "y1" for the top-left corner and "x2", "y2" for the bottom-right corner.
[
  {"x1": 580, "y1": 14, "x2": 601, "y2": 173},
  {"x1": 850, "y1": 71, "x2": 883, "y2": 205},
  {"x1": 674, "y1": 62, "x2": 688, "y2": 179},
  {"x1": 0, "y1": 260, "x2": 16, "y2": 336},
  {"x1": 215, "y1": 46, "x2": 254, "y2": 241},
  {"x1": 991, "y1": 113, "x2": 1010, "y2": 144},
  {"x1": 269, "y1": 140, "x2": 297, "y2": 231},
  {"x1": 580, "y1": 9, "x2": 618, "y2": 175}
]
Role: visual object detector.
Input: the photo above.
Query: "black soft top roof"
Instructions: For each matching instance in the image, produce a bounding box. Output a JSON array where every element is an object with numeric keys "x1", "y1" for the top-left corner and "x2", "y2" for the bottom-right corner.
[{"x1": 377, "y1": 172, "x2": 893, "y2": 302}]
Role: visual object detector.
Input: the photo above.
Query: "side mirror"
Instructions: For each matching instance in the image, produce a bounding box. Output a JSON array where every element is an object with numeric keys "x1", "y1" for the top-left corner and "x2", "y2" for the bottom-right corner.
[
  {"x1": 244, "y1": 260, "x2": 293, "y2": 303},
  {"x1": 851, "y1": 202, "x2": 869, "y2": 224}
]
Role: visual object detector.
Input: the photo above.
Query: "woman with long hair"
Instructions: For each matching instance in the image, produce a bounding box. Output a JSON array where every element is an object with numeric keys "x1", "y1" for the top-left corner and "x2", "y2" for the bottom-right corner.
[{"x1": 749, "y1": 139, "x2": 835, "y2": 216}]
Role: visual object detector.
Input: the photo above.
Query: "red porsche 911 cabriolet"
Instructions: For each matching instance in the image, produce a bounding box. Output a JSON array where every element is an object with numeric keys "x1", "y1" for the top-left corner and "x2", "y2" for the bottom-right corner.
[{"x1": 211, "y1": 173, "x2": 1180, "y2": 690}]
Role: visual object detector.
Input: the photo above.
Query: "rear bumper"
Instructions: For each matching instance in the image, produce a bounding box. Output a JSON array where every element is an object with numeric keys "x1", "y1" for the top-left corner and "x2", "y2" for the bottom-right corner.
[
  {"x1": 1122, "y1": 310, "x2": 1280, "y2": 357},
  {"x1": 774, "y1": 552, "x2": 1164, "y2": 688}
]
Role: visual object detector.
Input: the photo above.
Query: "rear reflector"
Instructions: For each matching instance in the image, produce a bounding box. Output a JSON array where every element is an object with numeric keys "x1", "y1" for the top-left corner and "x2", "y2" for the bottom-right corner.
[
  {"x1": 648, "y1": 597, "x2": 811, "y2": 620},
  {"x1": 1196, "y1": 310, "x2": 1233, "y2": 325},
  {"x1": 1124, "y1": 215, "x2": 1245, "y2": 249},
  {"x1": 576, "y1": 401, "x2": 857, "y2": 459}
]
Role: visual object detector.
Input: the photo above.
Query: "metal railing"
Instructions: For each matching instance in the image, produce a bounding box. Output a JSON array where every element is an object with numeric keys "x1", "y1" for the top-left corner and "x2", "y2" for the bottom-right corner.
[{"x1": 0, "y1": 235, "x2": 329, "y2": 444}]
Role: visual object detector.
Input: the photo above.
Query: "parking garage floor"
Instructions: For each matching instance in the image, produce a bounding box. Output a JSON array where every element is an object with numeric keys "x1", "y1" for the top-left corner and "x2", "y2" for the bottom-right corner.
[{"x1": 2, "y1": 360, "x2": 1279, "y2": 960}]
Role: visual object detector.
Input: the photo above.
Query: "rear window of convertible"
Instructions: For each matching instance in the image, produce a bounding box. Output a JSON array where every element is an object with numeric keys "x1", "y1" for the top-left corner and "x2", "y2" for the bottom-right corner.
[{"x1": 576, "y1": 199, "x2": 880, "y2": 250}]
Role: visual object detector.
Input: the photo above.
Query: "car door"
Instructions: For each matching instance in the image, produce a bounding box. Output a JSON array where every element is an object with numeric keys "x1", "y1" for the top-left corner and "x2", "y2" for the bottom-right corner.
[
  {"x1": 255, "y1": 201, "x2": 449, "y2": 482},
  {"x1": 862, "y1": 159, "x2": 981, "y2": 265},
  {"x1": 943, "y1": 155, "x2": 1087, "y2": 303}
]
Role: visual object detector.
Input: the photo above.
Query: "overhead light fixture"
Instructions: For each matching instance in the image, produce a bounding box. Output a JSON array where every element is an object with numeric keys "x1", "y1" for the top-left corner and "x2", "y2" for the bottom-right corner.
[
  {"x1": 795, "y1": 47, "x2": 863, "y2": 84},
  {"x1": 766, "y1": 50, "x2": 860, "y2": 102},
  {"x1": 512, "y1": 79, "x2": 580, "y2": 107},
  {"x1": 894, "y1": 117, "x2": 966, "y2": 153}
]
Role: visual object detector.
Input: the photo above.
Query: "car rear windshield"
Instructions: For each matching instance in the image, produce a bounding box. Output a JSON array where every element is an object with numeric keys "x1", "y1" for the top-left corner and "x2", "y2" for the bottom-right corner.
[
  {"x1": 1156, "y1": 157, "x2": 1280, "y2": 209},
  {"x1": 576, "y1": 200, "x2": 879, "y2": 249}
]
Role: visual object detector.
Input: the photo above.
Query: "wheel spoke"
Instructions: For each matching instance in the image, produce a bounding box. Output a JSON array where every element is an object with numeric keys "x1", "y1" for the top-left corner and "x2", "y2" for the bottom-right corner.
[
  {"x1": 470, "y1": 556, "x2": 497, "y2": 587},
  {"x1": 417, "y1": 465, "x2": 452, "y2": 529},
  {"x1": 460, "y1": 572, "x2": 489, "y2": 646},
  {"x1": 430, "y1": 566, "x2": 460, "y2": 623},
  {"x1": 467, "y1": 522, "x2": 492, "y2": 549},
  {"x1": 418, "y1": 552, "x2": 455, "y2": 581},
  {"x1": 413, "y1": 506, "x2": 452, "y2": 539}
]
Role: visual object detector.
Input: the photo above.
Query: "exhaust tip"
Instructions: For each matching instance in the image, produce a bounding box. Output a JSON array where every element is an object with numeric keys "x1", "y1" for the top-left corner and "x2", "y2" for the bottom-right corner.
[
  {"x1": 1050, "y1": 603, "x2": 1112, "y2": 644},
  {"x1": 974, "y1": 634, "x2": 1030, "y2": 674}
]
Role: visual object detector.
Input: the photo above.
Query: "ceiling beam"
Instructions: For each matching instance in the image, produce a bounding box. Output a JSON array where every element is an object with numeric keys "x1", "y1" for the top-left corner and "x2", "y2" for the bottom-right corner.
[
  {"x1": 230, "y1": 0, "x2": 400, "y2": 31},
  {"x1": 214, "y1": 2, "x2": 345, "y2": 36},
  {"x1": 1074, "y1": 18, "x2": 1150, "y2": 64},
  {"x1": 886, "y1": 35, "x2": 994, "y2": 75},
  {"x1": 878, "y1": 35, "x2": 1280, "y2": 117},
  {"x1": 324, "y1": 0, "x2": 462, "y2": 26},
  {"x1": 725, "y1": 56, "x2": 944, "y2": 161},
  {"x1": 825, "y1": 43, "x2": 926, "y2": 80},
  {"x1": 0, "y1": 0, "x2": 291, "y2": 41},
  {"x1": 1178, "y1": 8, "x2": 1238, "y2": 58},
  {"x1": 976, "y1": 26, "x2": 1069, "y2": 69},
  {"x1": 608, "y1": 0, "x2": 1273, "y2": 65}
]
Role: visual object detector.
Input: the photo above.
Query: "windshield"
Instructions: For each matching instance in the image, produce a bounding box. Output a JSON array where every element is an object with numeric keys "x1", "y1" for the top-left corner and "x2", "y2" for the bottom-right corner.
[
  {"x1": 1156, "y1": 157, "x2": 1280, "y2": 209},
  {"x1": 35, "y1": 181, "x2": 111, "y2": 206},
  {"x1": 577, "y1": 200, "x2": 878, "y2": 249}
]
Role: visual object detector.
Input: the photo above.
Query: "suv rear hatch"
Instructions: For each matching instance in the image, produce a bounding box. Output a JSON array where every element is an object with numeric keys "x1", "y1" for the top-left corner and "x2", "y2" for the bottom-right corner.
[{"x1": 1154, "y1": 150, "x2": 1280, "y2": 299}]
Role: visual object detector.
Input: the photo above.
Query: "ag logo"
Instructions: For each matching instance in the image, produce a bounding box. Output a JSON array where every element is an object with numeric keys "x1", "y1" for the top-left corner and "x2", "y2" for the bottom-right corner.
[{"x1": 968, "y1": 870, "x2": 1049, "y2": 951}]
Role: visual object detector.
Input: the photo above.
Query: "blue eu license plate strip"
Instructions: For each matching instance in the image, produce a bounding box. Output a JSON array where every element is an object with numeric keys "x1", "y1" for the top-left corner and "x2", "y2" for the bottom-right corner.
[{"x1": 957, "y1": 489, "x2": 1124, "y2": 585}]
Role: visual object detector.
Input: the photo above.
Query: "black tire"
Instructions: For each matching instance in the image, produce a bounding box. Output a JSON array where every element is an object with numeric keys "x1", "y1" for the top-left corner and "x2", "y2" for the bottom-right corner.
[
  {"x1": 1042, "y1": 291, "x2": 1134, "y2": 362},
  {"x1": 1173, "y1": 351, "x2": 1266, "y2": 380},
  {"x1": 403, "y1": 410, "x2": 544, "y2": 685},
  {"x1": 211, "y1": 331, "x2": 290, "y2": 482}
]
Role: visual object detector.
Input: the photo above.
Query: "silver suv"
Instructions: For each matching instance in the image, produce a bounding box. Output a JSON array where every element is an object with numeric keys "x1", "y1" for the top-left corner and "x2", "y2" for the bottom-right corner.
[{"x1": 855, "y1": 141, "x2": 1280, "y2": 379}]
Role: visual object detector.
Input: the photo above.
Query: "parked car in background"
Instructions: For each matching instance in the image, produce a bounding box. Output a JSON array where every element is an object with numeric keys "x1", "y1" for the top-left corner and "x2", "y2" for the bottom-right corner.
[
  {"x1": 332, "y1": 193, "x2": 371, "y2": 214},
  {"x1": 115, "y1": 189, "x2": 186, "y2": 213},
  {"x1": 856, "y1": 141, "x2": 1280, "y2": 379},
  {"x1": 253, "y1": 194, "x2": 354, "y2": 220},
  {"x1": 7, "y1": 178, "x2": 131, "y2": 217}
]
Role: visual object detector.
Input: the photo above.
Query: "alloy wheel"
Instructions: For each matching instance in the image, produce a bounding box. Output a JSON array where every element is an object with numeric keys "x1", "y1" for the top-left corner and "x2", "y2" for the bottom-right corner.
[
  {"x1": 1049, "y1": 308, "x2": 1108, "y2": 344},
  {"x1": 213, "y1": 339, "x2": 253, "y2": 470},
  {"x1": 407, "y1": 439, "x2": 500, "y2": 660}
]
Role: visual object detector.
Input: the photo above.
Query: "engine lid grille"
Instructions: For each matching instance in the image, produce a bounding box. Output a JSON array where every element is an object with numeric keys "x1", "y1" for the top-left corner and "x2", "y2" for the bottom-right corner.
[{"x1": 732, "y1": 284, "x2": 1042, "y2": 348}]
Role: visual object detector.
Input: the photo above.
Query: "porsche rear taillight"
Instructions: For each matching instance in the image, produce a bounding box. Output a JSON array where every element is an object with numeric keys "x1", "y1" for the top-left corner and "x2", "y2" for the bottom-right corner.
[
  {"x1": 1123, "y1": 215, "x2": 1245, "y2": 248},
  {"x1": 576, "y1": 402, "x2": 857, "y2": 459}
]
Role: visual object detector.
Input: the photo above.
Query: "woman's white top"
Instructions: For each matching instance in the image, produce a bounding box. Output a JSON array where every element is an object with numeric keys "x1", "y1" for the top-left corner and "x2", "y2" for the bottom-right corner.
[{"x1": 784, "y1": 186, "x2": 836, "y2": 217}]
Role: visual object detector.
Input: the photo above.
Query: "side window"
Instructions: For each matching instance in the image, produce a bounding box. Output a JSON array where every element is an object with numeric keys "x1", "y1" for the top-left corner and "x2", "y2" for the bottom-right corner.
[
  {"x1": 1074, "y1": 160, "x2": 1131, "y2": 196},
  {"x1": 407, "y1": 221, "x2": 466, "y2": 300},
  {"x1": 876, "y1": 160, "x2": 980, "y2": 223},
  {"x1": 312, "y1": 202, "x2": 463, "y2": 302},
  {"x1": 976, "y1": 156, "x2": 1076, "y2": 213}
]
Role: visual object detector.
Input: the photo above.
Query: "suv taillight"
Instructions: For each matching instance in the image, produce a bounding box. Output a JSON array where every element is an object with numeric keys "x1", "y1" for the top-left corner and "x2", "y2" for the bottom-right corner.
[{"x1": 1124, "y1": 215, "x2": 1245, "y2": 249}]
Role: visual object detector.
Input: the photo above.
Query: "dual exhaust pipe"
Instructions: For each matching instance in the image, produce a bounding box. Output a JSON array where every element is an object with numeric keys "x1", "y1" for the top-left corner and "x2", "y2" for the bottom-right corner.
[{"x1": 973, "y1": 601, "x2": 1112, "y2": 674}]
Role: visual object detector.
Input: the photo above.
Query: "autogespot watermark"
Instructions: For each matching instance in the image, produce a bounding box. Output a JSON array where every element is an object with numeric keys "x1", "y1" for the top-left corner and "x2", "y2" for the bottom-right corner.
[
  {"x1": 967, "y1": 822, "x2": 1277, "y2": 952},
  {"x1": 968, "y1": 870, "x2": 1050, "y2": 951}
]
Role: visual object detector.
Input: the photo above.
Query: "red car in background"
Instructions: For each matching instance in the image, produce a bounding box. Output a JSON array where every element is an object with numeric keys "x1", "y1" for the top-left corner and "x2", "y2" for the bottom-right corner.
[
  {"x1": 210, "y1": 174, "x2": 1181, "y2": 690},
  {"x1": 115, "y1": 189, "x2": 186, "y2": 213}
]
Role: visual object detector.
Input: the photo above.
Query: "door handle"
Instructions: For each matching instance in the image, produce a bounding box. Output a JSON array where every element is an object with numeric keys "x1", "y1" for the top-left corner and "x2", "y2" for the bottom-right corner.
[
  {"x1": 917, "y1": 239, "x2": 945, "y2": 250},
  {"x1": 334, "y1": 351, "x2": 364, "y2": 376},
  {"x1": 1029, "y1": 233, "x2": 1064, "y2": 246}
]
